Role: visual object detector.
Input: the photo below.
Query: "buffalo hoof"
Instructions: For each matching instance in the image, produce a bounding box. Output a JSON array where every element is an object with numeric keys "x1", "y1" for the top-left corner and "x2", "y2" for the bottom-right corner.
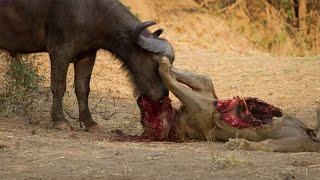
[
  {"x1": 85, "y1": 123, "x2": 105, "y2": 134},
  {"x1": 53, "y1": 120, "x2": 74, "y2": 131}
]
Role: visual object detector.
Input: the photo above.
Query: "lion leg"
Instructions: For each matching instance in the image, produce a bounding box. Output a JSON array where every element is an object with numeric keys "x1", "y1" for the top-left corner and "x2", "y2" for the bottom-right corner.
[
  {"x1": 158, "y1": 58, "x2": 202, "y2": 111},
  {"x1": 171, "y1": 68, "x2": 218, "y2": 99},
  {"x1": 226, "y1": 138, "x2": 274, "y2": 152},
  {"x1": 226, "y1": 137, "x2": 313, "y2": 152}
]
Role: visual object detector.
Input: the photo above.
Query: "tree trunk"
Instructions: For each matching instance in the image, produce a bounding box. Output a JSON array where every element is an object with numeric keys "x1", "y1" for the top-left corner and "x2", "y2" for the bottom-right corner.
[{"x1": 298, "y1": 0, "x2": 308, "y2": 34}]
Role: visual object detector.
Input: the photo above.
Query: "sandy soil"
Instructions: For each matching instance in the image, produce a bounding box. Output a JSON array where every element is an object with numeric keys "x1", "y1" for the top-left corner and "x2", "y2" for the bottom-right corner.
[
  {"x1": 1, "y1": 0, "x2": 320, "y2": 179},
  {"x1": 1, "y1": 49, "x2": 320, "y2": 180}
]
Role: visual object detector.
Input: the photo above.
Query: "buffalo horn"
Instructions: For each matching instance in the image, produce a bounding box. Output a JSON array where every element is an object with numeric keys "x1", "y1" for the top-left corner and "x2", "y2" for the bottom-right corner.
[
  {"x1": 133, "y1": 21, "x2": 156, "y2": 39},
  {"x1": 138, "y1": 35, "x2": 174, "y2": 61},
  {"x1": 134, "y1": 21, "x2": 174, "y2": 60}
]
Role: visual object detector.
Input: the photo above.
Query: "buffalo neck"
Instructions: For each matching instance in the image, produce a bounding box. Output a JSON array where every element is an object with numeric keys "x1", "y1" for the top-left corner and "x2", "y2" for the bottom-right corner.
[{"x1": 99, "y1": 0, "x2": 141, "y2": 64}]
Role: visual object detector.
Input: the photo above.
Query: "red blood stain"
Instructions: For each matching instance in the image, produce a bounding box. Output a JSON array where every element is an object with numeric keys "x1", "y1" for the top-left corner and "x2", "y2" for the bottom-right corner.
[
  {"x1": 216, "y1": 97, "x2": 283, "y2": 128},
  {"x1": 109, "y1": 96, "x2": 283, "y2": 142},
  {"x1": 137, "y1": 96, "x2": 176, "y2": 141},
  {"x1": 87, "y1": 96, "x2": 177, "y2": 143}
]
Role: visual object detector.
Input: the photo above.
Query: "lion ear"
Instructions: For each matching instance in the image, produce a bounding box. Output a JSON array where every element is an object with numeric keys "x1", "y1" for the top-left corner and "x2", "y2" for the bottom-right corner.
[{"x1": 152, "y1": 29, "x2": 164, "y2": 37}]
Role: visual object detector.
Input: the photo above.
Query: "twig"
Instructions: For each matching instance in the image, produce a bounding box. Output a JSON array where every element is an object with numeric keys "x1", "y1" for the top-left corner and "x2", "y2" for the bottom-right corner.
[
  {"x1": 91, "y1": 98, "x2": 104, "y2": 114},
  {"x1": 213, "y1": 0, "x2": 242, "y2": 15},
  {"x1": 102, "y1": 111, "x2": 117, "y2": 121},
  {"x1": 104, "y1": 97, "x2": 117, "y2": 120},
  {"x1": 307, "y1": 164, "x2": 320, "y2": 168},
  {"x1": 64, "y1": 109, "x2": 78, "y2": 121}
]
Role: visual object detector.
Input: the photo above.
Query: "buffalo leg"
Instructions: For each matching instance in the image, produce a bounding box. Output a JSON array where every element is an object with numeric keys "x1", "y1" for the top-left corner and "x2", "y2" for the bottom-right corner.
[
  {"x1": 74, "y1": 52, "x2": 98, "y2": 132},
  {"x1": 49, "y1": 53, "x2": 72, "y2": 130}
]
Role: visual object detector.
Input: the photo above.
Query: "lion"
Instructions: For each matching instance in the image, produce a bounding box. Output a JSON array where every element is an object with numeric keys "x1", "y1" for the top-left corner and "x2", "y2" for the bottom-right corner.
[{"x1": 138, "y1": 57, "x2": 320, "y2": 153}]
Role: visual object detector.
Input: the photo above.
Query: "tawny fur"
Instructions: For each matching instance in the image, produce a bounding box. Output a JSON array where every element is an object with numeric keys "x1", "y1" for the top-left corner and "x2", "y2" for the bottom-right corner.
[{"x1": 159, "y1": 57, "x2": 320, "y2": 152}]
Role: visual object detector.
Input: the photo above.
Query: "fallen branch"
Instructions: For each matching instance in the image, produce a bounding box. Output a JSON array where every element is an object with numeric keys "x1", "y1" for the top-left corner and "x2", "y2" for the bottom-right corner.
[{"x1": 64, "y1": 109, "x2": 77, "y2": 120}]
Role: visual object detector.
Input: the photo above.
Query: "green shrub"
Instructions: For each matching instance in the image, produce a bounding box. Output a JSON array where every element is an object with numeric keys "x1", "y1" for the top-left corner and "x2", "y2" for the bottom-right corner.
[{"x1": 0, "y1": 54, "x2": 45, "y2": 115}]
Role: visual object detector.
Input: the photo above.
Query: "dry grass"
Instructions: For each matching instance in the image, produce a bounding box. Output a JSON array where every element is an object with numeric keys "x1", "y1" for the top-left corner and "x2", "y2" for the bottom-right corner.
[
  {"x1": 194, "y1": 0, "x2": 320, "y2": 56},
  {"x1": 210, "y1": 152, "x2": 251, "y2": 171},
  {"x1": 0, "y1": 0, "x2": 319, "y2": 179}
]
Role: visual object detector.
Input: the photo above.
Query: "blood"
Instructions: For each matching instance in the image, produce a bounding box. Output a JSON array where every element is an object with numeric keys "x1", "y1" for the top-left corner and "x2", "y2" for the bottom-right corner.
[
  {"x1": 216, "y1": 97, "x2": 283, "y2": 128},
  {"x1": 216, "y1": 97, "x2": 251, "y2": 128},
  {"x1": 110, "y1": 96, "x2": 283, "y2": 142},
  {"x1": 137, "y1": 95, "x2": 176, "y2": 141},
  {"x1": 88, "y1": 95, "x2": 176, "y2": 143}
]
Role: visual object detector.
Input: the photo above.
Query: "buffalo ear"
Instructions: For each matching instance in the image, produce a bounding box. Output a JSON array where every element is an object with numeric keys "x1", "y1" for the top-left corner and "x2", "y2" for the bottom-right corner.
[{"x1": 152, "y1": 29, "x2": 164, "y2": 37}]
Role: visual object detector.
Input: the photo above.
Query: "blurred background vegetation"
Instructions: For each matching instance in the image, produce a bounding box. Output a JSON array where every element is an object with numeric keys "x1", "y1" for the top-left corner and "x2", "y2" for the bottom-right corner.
[
  {"x1": 0, "y1": 0, "x2": 319, "y2": 120},
  {"x1": 194, "y1": 0, "x2": 319, "y2": 56}
]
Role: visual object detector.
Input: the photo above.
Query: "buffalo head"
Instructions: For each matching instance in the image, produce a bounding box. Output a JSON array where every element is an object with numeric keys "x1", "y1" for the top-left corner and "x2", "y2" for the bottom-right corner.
[{"x1": 118, "y1": 21, "x2": 175, "y2": 101}]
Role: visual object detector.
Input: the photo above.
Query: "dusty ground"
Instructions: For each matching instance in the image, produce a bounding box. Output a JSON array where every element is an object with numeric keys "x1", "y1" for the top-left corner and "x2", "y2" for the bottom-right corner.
[
  {"x1": 1, "y1": 0, "x2": 320, "y2": 179},
  {"x1": 1, "y1": 49, "x2": 320, "y2": 180}
]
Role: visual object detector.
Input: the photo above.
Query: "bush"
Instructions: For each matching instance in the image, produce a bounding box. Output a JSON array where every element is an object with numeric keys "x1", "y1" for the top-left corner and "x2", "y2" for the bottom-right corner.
[{"x1": 0, "y1": 54, "x2": 45, "y2": 115}]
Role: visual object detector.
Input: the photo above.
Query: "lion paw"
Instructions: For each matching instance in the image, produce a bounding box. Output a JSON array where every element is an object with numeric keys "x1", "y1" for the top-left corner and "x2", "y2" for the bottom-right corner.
[{"x1": 226, "y1": 138, "x2": 252, "y2": 151}]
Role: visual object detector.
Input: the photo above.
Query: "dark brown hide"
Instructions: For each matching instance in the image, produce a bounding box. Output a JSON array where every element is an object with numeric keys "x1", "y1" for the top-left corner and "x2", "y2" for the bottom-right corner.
[{"x1": 0, "y1": 0, "x2": 174, "y2": 131}]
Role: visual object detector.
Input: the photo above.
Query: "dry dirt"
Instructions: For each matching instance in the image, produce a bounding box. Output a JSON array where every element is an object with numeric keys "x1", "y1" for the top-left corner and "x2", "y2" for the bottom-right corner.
[{"x1": 1, "y1": 0, "x2": 320, "y2": 179}]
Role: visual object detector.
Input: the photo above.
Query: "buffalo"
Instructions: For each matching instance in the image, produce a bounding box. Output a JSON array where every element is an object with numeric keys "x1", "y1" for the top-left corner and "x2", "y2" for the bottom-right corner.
[{"x1": 0, "y1": 0, "x2": 174, "y2": 132}]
